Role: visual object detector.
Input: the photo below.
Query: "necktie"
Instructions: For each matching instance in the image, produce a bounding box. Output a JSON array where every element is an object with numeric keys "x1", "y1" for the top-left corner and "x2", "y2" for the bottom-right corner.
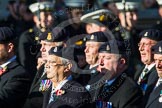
[
  {"x1": 102, "y1": 83, "x2": 110, "y2": 93},
  {"x1": 138, "y1": 67, "x2": 149, "y2": 85},
  {"x1": 48, "y1": 90, "x2": 57, "y2": 104}
]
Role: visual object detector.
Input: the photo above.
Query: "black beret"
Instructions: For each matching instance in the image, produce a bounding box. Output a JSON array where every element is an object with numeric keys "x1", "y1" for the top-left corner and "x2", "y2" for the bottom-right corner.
[
  {"x1": 48, "y1": 46, "x2": 63, "y2": 57},
  {"x1": 85, "y1": 31, "x2": 109, "y2": 42},
  {"x1": 151, "y1": 41, "x2": 162, "y2": 54},
  {"x1": 139, "y1": 29, "x2": 162, "y2": 41},
  {"x1": 39, "y1": 28, "x2": 67, "y2": 42},
  {"x1": 48, "y1": 46, "x2": 74, "y2": 60},
  {"x1": 0, "y1": 27, "x2": 16, "y2": 44},
  {"x1": 52, "y1": 28, "x2": 67, "y2": 42},
  {"x1": 98, "y1": 40, "x2": 126, "y2": 54}
]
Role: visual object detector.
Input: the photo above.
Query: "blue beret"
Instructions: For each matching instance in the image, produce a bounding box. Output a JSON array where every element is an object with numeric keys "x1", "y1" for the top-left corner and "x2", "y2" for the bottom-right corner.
[
  {"x1": 0, "y1": 27, "x2": 16, "y2": 43},
  {"x1": 152, "y1": 41, "x2": 162, "y2": 54},
  {"x1": 85, "y1": 31, "x2": 109, "y2": 42},
  {"x1": 98, "y1": 40, "x2": 126, "y2": 54},
  {"x1": 139, "y1": 29, "x2": 162, "y2": 41}
]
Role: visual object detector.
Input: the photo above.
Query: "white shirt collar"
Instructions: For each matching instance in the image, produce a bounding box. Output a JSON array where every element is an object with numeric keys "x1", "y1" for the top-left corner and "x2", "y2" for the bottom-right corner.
[{"x1": 145, "y1": 63, "x2": 155, "y2": 71}]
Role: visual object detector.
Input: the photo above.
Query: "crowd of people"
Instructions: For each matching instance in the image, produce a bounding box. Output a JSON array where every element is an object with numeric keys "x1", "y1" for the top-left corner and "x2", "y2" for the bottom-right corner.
[{"x1": 0, "y1": 0, "x2": 162, "y2": 108}]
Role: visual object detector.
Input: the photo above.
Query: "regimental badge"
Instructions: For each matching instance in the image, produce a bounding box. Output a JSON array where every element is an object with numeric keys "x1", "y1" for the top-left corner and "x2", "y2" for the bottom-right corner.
[
  {"x1": 159, "y1": 90, "x2": 162, "y2": 103},
  {"x1": 144, "y1": 32, "x2": 148, "y2": 37},
  {"x1": 53, "y1": 47, "x2": 57, "y2": 52},
  {"x1": 35, "y1": 36, "x2": 39, "y2": 41},
  {"x1": 90, "y1": 35, "x2": 94, "y2": 40},
  {"x1": 99, "y1": 14, "x2": 105, "y2": 21},
  {"x1": 75, "y1": 40, "x2": 83, "y2": 45},
  {"x1": 159, "y1": 46, "x2": 162, "y2": 53},
  {"x1": 29, "y1": 28, "x2": 33, "y2": 33},
  {"x1": 47, "y1": 32, "x2": 52, "y2": 40},
  {"x1": 106, "y1": 45, "x2": 110, "y2": 51}
]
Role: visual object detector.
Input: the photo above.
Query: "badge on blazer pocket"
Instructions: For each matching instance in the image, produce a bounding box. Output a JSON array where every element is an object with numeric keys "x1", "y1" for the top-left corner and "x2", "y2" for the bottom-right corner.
[
  {"x1": 159, "y1": 90, "x2": 162, "y2": 103},
  {"x1": 96, "y1": 100, "x2": 112, "y2": 108}
]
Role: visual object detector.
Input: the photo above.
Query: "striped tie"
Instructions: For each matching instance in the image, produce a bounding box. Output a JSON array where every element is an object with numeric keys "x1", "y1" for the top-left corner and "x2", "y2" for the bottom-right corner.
[{"x1": 138, "y1": 68, "x2": 149, "y2": 85}]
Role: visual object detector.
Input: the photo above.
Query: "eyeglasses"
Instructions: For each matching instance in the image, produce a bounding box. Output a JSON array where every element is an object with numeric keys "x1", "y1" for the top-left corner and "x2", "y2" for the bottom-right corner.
[
  {"x1": 138, "y1": 42, "x2": 156, "y2": 47},
  {"x1": 46, "y1": 60, "x2": 64, "y2": 66}
]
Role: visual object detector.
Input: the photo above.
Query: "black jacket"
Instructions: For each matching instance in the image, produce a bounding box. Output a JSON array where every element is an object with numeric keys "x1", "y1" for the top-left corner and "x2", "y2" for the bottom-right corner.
[{"x1": 0, "y1": 61, "x2": 31, "y2": 108}]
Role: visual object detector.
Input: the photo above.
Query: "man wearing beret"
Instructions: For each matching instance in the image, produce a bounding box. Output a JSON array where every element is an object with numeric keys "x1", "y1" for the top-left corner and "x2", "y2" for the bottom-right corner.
[
  {"x1": 94, "y1": 40, "x2": 143, "y2": 108},
  {"x1": 22, "y1": 30, "x2": 64, "y2": 108},
  {"x1": 0, "y1": 27, "x2": 31, "y2": 108},
  {"x1": 73, "y1": 31, "x2": 108, "y2": 86},
  {"x1": 17, "y1": 1, "x2": 56, "y2": 80},
  {"x1": 43, "y1": 46, "x2": 93, "y2": 108},
  {"x1": 134, "y1": 29, "x2": 162, "y2": 95},
  {"x1": 145, "y1": 40, "x2": 162, "y2": 108}
]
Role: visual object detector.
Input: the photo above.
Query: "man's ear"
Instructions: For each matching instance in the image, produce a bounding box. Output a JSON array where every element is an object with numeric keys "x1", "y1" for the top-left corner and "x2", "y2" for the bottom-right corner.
[
  {"x1": 33, "y1": 15, "x2": 39, "y2": 23},
  {"x1": 86, "y1": 24, "x2": 92, "y2": 34},
  {"x1": 64, "y1": 63, "x2": 72, "y2": 72},
  {"x1": 7, "y1": 43, "x2": 14, "y2": 53}
]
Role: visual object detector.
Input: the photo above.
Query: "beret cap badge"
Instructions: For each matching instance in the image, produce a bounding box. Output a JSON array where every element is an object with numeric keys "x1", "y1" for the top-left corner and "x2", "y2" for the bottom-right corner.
[
  {"x1": 106, "y1": 45, "x2": 110, "y2": 51},
  {"x1": 159, "y1": 46, "x2": 162, "y2": 53},
  {"x1": 47, "y1": 32, "x2": 52, "y2": 40},
  {"x1": 53, "y1": 47, "x2": 57, "y2": 52},
  {"x1": 144, "y1": 32, "x2": 148, "y2": 37},
  {"x1": 90, "y1": 35, "x2": 94, "y2": 40},
  {"x1": 99, "y1": 14, "x2": 105, "y2": 22}
]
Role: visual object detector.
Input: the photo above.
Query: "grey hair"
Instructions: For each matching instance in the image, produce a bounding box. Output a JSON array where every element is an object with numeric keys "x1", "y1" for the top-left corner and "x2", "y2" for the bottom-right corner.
[
  {"x1": 55, "y1": 41, "x2": 64, "y2": 46},
  {"x1": 60, "y1": 57, "x2": 71, "y2": 66}
]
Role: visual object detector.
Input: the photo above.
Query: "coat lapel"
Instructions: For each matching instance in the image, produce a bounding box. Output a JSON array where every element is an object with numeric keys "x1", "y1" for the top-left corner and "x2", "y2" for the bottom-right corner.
[
  {"x1": 134, "y1": 65, "x2": 145, "y2": 81},
  {"x1": 146, "y1": 84, "x2": 162, "y2": 107}
]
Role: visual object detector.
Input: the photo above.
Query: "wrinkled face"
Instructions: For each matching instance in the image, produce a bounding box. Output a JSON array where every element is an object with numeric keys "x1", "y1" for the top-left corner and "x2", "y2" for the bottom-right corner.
[
  {"x1": 0, "y1": 44, "x2": 9, "y2": 64},
  {"x1": 40, "y1": 40, "x2": 56, "y2": 61},
  {"x1": 45, "y1": 55, "x2": 65, "y2": 81},
  {"x1": 138, "y1": 38, "x2": 157, "y2": 65},
  {"x1": 154, "y1": 54, "x2": 162, "y2": 78},
  {"x1": 98, "y1": 53, "x2": 120, "y2": 79},
  {"x1": 85, "y1": 41, "x2": 101, "y2": 65}
]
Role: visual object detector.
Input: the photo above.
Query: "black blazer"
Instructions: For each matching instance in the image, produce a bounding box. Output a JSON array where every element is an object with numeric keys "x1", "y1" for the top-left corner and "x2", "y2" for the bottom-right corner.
[
  {"x1": 23, "y1": 64, "x2": 47, "y2": 108},
  {"x1": 97, "y1": 72, "x2": 143, "y2": 108},
  {"x1": 134, "y1": 65, "x2": 156, "y2": 82},
  {"x1": 43, "y1": 80, "x2": 93, "y2": 108},
  {"x1": 142, "y1": 70, "x2": 158, "y2": 107},
  {"x1": 0, "y1": 60, "x2": 31, "y2": 108},
  {"x1": 145, "y1": 84, "x2": 162, "y2": 108}
]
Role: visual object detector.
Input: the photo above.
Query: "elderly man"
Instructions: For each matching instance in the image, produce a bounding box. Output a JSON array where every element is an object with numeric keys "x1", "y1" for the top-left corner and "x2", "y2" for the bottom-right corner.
[
  {"x1": 94, "y1": 40, "x2": 143, "y2": 108},
  {"x1": 22, "y1": 29, "x2": 65, "y2": 108},
  {"x1": 134, "y1": 29, "x2": 162, "y2": 93},
  {"x1": 145, "y1": 40, "x2": 162, "y2": 108},
  {"x1": 43, "y1": 46, "x2": 93, "y2": 108},
  {"x1": 18, "y1": 1, "x2": 56, "y2": 79},
  {"x1": 0, "y1": 27, "x2": 31, "y2": 108}
]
